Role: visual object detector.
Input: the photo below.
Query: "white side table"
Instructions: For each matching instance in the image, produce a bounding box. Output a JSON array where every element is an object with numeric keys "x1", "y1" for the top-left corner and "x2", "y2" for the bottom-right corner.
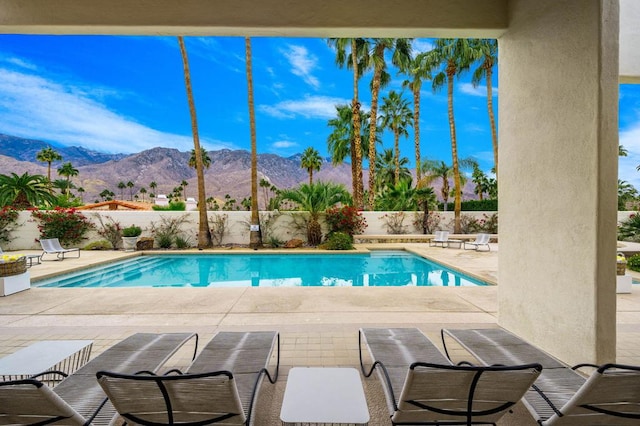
[
  {"x1": 280, "y1": 367, "x2": 369, "y2": 425},
  {"x1": 0, "y1": 340, "x2": 93, "y2": 384}
]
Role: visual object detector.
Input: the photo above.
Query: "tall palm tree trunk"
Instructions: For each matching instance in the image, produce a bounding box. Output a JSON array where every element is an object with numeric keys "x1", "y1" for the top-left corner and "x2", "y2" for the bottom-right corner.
[
  {"x1": 393, "y1": 128, "x2": 400, "y2": 185},
  {"x1": 178, "y1": 36, "x2": 212, "y2": 248},
  {"x1": 367, "y1": 65, "x2": 383, "y2": 210},
  {"x1": 486, "y1": 66, "x2": 498, "y2": 177},
  {"x1": 351, "y1": 39, "x2": 364, "y2": 210},
  {"x1": 246, "y1": 37, "x2": 262, "y2": 249},
  {"x1": 412, "y1": 88, "x2": 421, "y2": 183},
  {"x1": 446, "y1": 71, "x2": 462, "y2": 233}
]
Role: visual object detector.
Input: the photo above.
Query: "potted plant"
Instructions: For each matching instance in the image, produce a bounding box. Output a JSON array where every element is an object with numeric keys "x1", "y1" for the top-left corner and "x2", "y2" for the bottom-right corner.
[{"x1": 122, "y1": 225, "x2": 142, "y2": 251}]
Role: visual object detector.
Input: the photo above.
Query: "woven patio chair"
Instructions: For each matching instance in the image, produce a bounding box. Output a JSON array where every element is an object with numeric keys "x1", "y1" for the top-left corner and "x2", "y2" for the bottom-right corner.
[
  {"x1": 40, "y1": 238, "x2": 80, "y2": 260},
  {"x1": 441, "y1": 328, "x2": 640, "y2": 424},
  {"x1": 463, "y1": 233, "x2": 491, "y2": 251},
  {"x1": 97, "y1": 331, "x2": 280, "y2": 426},
  {"x1": 359, "y1": 328, "x2": 541, "y2": 426},
  {"x1": 0, "y1": 332, "x2": 198, "y2": 425}
]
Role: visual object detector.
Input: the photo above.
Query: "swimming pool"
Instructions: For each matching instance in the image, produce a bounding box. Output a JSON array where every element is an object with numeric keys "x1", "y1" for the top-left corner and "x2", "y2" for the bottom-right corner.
[{"x1": 34, "y1": 251, "x2": 488, "y2": 288}]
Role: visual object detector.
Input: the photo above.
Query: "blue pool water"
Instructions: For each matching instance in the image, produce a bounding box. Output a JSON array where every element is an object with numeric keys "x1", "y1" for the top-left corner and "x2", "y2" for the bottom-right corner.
[{"x1": 34, "y1": 251, "x2": 488, "y2": 288}]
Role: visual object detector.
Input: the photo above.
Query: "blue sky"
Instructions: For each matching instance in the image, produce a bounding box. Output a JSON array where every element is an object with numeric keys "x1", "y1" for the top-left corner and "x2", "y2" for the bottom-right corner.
[{"x1": 0, "y1": 35, "x2": 639, "y2": 188}]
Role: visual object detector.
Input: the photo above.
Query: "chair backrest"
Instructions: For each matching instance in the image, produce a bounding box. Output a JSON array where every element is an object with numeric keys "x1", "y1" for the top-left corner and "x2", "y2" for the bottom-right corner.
[
  {"x1": 97, "y1": 370, "x2": 247, "y2": 426},
  {"x1": 477, "y1": 233, "x2": 490, "y2": 244},
  {"x1": 40, "y1": 238, "x2": 58, "y2": 253},
  {"x1": 50, "y1": 238, "x2": 65, "y2": 250},
  {"x1": 543, "y1": 364, "x2": 640, "y2": 425},
  {"x1": 0, "y1": 378, "x2": 86, "y2": 425},
  {"x1": 392, "y1": 362, "x2": 542, "y2": 425}
]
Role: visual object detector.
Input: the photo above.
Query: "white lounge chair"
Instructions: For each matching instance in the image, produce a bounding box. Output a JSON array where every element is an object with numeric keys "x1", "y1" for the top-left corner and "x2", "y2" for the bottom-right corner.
[
  {"x1": 359, "y1": 328, "x2": 542, "y2": 426},
  {"x1": 0, "y1": 333, "x2": 199, "y2": 425},
  {"x1": 463, "y1": 233, "x2": 491, "y2": 251},
  {"x1": 429, "y1": 230, "x2": 450, "y2": 247},
  {"x1": 40, "y1": 238, "x2": 80, "y2": 260},
  {"x1": 97, "y1": 331, "x2": 280, "y2": 426}
]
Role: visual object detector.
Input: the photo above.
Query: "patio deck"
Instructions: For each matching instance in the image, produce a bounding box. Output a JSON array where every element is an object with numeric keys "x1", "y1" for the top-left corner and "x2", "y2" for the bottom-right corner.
[{"x1": 1, "y1": 243, "x2": 639, "y2": 425}]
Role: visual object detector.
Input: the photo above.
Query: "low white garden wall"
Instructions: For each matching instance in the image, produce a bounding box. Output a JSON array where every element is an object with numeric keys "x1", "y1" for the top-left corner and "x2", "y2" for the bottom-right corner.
[{"x1": 6, "y1": 210, "x2": 498, "y2": 250}]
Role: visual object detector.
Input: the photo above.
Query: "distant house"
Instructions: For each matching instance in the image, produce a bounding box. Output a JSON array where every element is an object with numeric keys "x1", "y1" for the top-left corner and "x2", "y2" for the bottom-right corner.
[
  {"x1": 155, "y1": 194, "x2": 169, "y2": 207},
  {"x1": 77, "y1": 200, "x2": 150, "y2": 211}
]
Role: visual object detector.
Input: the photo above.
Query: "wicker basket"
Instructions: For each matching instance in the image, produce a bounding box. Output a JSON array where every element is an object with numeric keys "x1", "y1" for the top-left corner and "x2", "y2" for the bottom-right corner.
[
  {"x1": 617, "y1": 261, "x2": 627, "y2": 276},
  {"x1": 0, "y1": 256, "x2": 27, "y2": 277}
]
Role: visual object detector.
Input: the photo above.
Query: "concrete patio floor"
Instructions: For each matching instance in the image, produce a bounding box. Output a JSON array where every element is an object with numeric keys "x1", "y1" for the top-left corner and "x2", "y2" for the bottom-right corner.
[{"x1": 1, "y1": 243, "x2": 639, "y2": 425}]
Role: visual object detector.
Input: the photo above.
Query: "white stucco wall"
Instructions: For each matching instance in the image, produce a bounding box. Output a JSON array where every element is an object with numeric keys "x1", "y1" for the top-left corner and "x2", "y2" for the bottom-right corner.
[
  {"x1": 499, "y1": 0, "x2": 618, "y2": 365},
  {"x1": 4, "y1": 210, "x2": 491, "y2": 250},
  {"x1": 620, "y1": 0, "x2": 640, "y2": 83}
]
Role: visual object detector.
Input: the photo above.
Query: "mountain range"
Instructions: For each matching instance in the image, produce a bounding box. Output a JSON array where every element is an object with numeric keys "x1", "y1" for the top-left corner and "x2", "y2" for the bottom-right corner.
[{"x1": 0, "y1": 134, "x2": 475, "y2": 207}]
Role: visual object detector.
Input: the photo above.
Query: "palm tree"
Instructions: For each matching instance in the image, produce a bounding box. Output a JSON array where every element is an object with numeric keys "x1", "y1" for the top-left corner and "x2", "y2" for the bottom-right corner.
[
  {"x1": 327, "y1": 38, "x2": 368, "y2": 209},
  {"x1": 52, "y1": 178, "x2": 76, "y2": 196},
  {"x1": 326, "y1": 105, "x2": 378, "y2": 188},
  {"x1": 149, "y1": 181, "x2": 158, "y2": 201},
  {"x1": 401, "y1": 51, "x2": 437, "y2": 183},
  {"x1": 0, "y1": 172, "x2": 56, "y2": 209},
  {"x1": 431, "y1": 38, "x2": 478, "y2": 232},
  {"x1": 471, "y1": 39, "x2": 499, "y2": 177},
  {"x1": 278, "y1": 181, "x2": 352, "y2": 245},
  {"x1": 189, "y1": 147, "x2": 211, "y2": 169},
  {"x1": 245, "y1": 36, "x2": 262, "y2": 249},
  {"x1": 376, "y1": 180, "x2": 416, "y2": 211},
  {"x1": 375, "y1": 148, "x2": 411, "y2": 192},
  {"x1": 300, "y1": 147, "x2": 322, "y2": 185},
  {"x1": 620, "y1": 145, "x2": 628, "y2": 157},
  {"x1": 139, "y1": 187, "x2": 147, "y2": 202},
  {"x1": 77, "y1": 186, "x2": 85, "y2": 202},
  {"x1": 471, "y1": 164, "x2": 492, "y2": 201},
  {"x1": 117, "y1": 181, "x2": 126, "y2": 200},
  {"x1": 380, "y1": 90, "x2": 413, "y2": 185},
  {"x1": 178, "y1": 36, "x2": 212, "y2": 248},
  {"x1": 36, "y1": 146, "x2": 62, "y2": 192},
  {"x1": 57, "y1": 162, "x2": 79, "y2": 197},
  {"x1": 420, "y1": 158, "x2": 477, "y2": 210},
  {"x1": 365, "y1": 38, "x2": 412, "y2": 209},
  {"x1": 414, "y1": 186, "x2": 438, "y2": 234},
  {"x1": 259, "y1": 178, "x2": 272, "y2": 209},
  {"x1": 100, "y1": 189, "x2": 114, "y2": 201},
  {"x1": 126, "y1": 181, "x2": 135, "y2": 201},
  {"x1": 180, "y1": 180, "x2": 189, "y2": 199}
]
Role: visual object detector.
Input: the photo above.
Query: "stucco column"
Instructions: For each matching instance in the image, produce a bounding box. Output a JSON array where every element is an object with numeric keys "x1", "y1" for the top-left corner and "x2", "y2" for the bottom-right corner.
[{"x1": 498, "y1": 0, "x2": 619, "y2": 364}]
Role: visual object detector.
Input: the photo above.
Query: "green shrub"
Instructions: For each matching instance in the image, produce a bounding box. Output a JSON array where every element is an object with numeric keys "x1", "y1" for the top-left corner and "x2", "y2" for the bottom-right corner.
[
  {"x1": 152, "y1": 201, "x2": 186, "y2": 211},
  {"x1": 440, "y1": 199, "x2": 498, "y2": 211},
  {"x1": 322, "y1": 232, "x2": 354, "y2": 250},
  {"x1": 618, "y1": 213, "x2": 640, "y2": 242},
  {"x1": 31, "y1": 207, "x2": 95, "y2": 246},
  {"x1": 627, "y1": 254, "x2": 640, "y2": 272},
  {"x1": 175, "y1": 236, "x2": 191, "y2": 249},
  {"x1": 156, "y1": 234, "x2": 173, "y2": 249},
  {"x1": 0, "y1": 207, "x2": 19, "y2": 244},
  {"x1": 122, "y1": 225, "x2": 142, "y2": 237},
  {"x1": 84, "y1": 240, "x2": 112, "y2": 250},
  {"x1": 325, "y1": 206, "x2": 367, "y2": 236}
]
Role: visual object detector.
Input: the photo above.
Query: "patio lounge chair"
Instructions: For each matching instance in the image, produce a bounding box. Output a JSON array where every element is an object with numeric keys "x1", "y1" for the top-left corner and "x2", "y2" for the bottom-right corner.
[
  {"x1": 0, "y1": 332, "x2": 198, "y2": 425},
  {"x1": 429, "y1": 230, "x2": 450, "y2": 247},
  {"x1": 441, "y1": 328, "x2": 640, "y2": 425},
  {"x1": 463, "y1": 233, "x2": 491, "y2": 251},
  {"x1": 40, "y1": 238, "x2": 80, "y2": 260},
  {"x1": 359, "y1": 328, "x2": 542, "y2": 425},
  {"x1": 97, "y1": 331, "x2": 280, "y2": 426}
]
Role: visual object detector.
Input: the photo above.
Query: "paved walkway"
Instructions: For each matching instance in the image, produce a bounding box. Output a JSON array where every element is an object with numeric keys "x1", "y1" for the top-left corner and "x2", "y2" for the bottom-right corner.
[{"x1": 1, "y1": 243, "x2": 639, "y2": 425}]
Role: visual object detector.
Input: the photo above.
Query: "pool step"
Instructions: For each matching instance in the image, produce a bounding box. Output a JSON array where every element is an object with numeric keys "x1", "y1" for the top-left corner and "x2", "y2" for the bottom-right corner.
[{"x1": 38, "y1": 256, "x2": 173, "y2": 288}]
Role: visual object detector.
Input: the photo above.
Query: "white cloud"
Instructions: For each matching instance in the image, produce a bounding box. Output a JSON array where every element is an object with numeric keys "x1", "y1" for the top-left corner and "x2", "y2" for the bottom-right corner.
[
  {"x1": 412, "y1": 39, "x2": 434, "y2": 53},
  {"x1": 259, "y1": 95, "x2": 351, "y2": 120},
  {"x1": 459, "y1": 82, "x2": 499, "y2": 97},
  {"x1": 282, "y1": 45, "x2": 320, "y2": 89},
  {"x1": 272, "y1": 140, "x2": 298, "y2": 149},
  {"x1": 0, "y1": 67, "x2": 231, "y2": 153}
]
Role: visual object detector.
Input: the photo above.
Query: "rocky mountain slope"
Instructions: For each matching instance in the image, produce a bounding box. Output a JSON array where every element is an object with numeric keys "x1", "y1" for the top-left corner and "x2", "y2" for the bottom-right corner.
[{"x1": 0, "y1": 133, "x2": 476, "y2": 206}]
